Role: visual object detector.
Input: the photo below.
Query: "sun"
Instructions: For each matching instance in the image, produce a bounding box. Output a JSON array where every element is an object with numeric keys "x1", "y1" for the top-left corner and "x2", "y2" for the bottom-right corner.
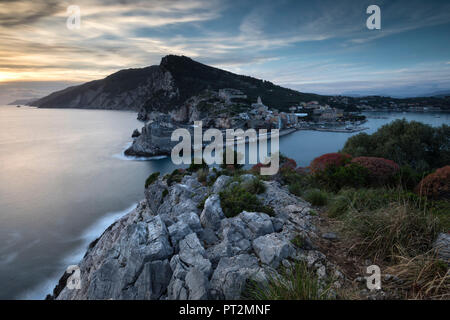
[{"x1": 0, "y1": 72, "x2": 25, "y2": 82}]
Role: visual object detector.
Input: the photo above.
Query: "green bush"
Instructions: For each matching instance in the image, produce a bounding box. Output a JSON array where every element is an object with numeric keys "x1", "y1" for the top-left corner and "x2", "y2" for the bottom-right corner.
[
  {"x1": 288, "y1": 182, "x2": 303, "y2": 197},
  {"x1": 304, "y1": 189, "x2": 328, "y2": 206},
  {"x1": 219, "y1": 184, "x2": 274, "y2": 217},
  {"x1": 241, "y1": 177, "x2": 266, "y2": 194},
  {"x1": 165, "y1": 169, "x2": 186, "y2": 186},
  {"x1": 197, "y1": 168, "x2": 208, "y2": 183},
  {"x1": 243, "y1": 261, "x2": 333, "y2": 300},
  {"x1": 342, "y1": 119, "x2": 450, "y2": 173},
  {"x1": 396, "y1": 165, "x2": 426, "y2": 191},
  {"x1": 145, "y1": 172, "x2": 160, "y2": 188},
  {"x1": 187, "y1": 158, "x2": 209, "y2": 172},
  {"x1": 313, "y1": 163, "x2": 369, "y2": 191}
]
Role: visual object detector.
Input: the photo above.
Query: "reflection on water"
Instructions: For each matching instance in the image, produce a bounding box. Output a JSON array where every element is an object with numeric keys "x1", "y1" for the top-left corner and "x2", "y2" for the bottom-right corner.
[{"x1": 0, "y1": 106, "x2": 448, "y2": 299}]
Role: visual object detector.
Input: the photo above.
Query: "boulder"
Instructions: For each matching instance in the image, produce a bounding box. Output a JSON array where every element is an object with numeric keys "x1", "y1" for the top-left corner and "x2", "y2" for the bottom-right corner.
[
  {"x1": 240, "y1": 211, "x2": 274, "y2": 237},
  {"x1": 200, "y1": 195, "x2": 225, "y2": 231},
  {"x1": 210, "y1": 254, "x2": 261, "y2": 300},
  {"x1": 179, "y1": 233, "x2": 212, "y2": 277},
  {"x1": 212, "y1": 175, "x2": 231, "y2": 193},
  {"x1": 433, "y1": 233, "x2": 450, "y2": 264},
  {"x1": 252, "y1": 233, "x2": 294, "y2": 268},
  {"x1": 185, "y1": 268, "x2": 209, "y2": 300}
]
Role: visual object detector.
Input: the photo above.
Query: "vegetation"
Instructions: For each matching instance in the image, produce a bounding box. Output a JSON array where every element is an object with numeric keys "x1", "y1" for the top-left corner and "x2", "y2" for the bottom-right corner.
[
  {"x1": 187, "y1": 158, "x2": 209, "y2": 173},
  {"x1": 248, "y1": 122, "x2": 449, "y2": 299},
  {"x1": 160, "y1": 55, "x2": 328, "y2": 112},
  {"x1": 164, "y1": 169, "x2": 186, "y2": 186},
  {"x1": 220, "y1": 150, "x2": 244, "y2": 171},
  {"x1": 385, "y1": 252, "x2": 449, "y2": 299},
  {"x1": 240, "y1": 177, "x2": 267, "y2": 194},
  {"x1": 341, "y1": 195, "x2": 440, "y2": 261},
  {"x1": 313, "y1": 163, "x2": 369, "y2": 191},
  {"x1": 310, "y1": 152, "x2": 352, "y2": 173},
  {"x1": 351, "y1": 156, "x2": 400, "y2": 185},
  {"x1": 196, "y1": 168, "x2": 208, "y2": 184},
  {"x1": 145, "y1": 172, "x2": 160, "y2": 188},
  {"x1": 416, "y1": 165, "x2": 450, "y2": 200},
  {"x1": 219, "y1": 183, "x2": 274, "y2": 218},
  {"x1": 243, "y1": 261, "x2": 333, "y2": 300},
  {"x1": 304, "y1": 189, "x2": 328, "y2": 206},
  {"x1": 342, "y1": 120, "x2": 450, "y2": 173}
]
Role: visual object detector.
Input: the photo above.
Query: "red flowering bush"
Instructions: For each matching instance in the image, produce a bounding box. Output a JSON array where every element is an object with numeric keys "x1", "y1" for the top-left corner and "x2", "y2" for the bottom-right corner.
[
  {"x1": 310, "y1": 153, "x2": 352, "y2": 173},
  {"x1": 250, "y1": 162, "x2": 269, "y2": 174},
  {"x1": 280, "y1": 157, "x2": 297, "y2": 171},
  {"x1": 351, "y1": 156, "x2": 400, "y2": 185},
  {"x1": 415, "y1": 166, "x2": 450, "y2": 200}
]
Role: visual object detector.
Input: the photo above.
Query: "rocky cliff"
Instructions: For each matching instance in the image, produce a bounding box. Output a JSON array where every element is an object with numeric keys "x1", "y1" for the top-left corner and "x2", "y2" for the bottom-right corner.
[
  {"x1": 48, "y1": 172, "x2": 345, "y2": 300},
  {"x1": 32, "y1": 65, "x2": 178, "y2": 113}
]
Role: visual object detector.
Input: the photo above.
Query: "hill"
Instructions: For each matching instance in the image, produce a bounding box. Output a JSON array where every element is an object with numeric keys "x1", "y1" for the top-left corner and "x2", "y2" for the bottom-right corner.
[{"x1": 31, "y1": 55, "x2": 327, "y2": 115}]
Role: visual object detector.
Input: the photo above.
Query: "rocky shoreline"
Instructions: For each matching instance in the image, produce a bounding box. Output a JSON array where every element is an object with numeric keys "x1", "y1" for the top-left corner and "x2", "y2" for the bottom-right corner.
[{"x1": 47, "y1": 172, "x2": 345, "y2": 300}]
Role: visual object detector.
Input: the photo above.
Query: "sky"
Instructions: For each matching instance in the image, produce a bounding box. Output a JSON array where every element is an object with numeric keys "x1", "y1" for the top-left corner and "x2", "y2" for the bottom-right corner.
[{"x1": 1, "y1": 0, "x2": 450, "y2": 104}]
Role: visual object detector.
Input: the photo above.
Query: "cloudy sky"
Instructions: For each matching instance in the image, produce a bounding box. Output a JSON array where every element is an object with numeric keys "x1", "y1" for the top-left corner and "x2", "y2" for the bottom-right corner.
[{"x1": 1, "y1": 0, "x2": 450, "y2": 103}]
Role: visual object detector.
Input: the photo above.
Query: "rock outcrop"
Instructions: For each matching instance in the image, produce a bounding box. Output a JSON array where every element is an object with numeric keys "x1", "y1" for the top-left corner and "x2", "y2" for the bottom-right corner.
[{"x1": 49, "y1": 173, "x2": 344, "y2": 300}]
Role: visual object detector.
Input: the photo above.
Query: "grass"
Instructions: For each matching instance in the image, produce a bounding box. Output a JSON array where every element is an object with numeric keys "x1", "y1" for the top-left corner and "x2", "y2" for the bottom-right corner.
[
  {"x1": 243, "y1": 261, "x2": 333, "y2": 300},
  {"x1": 145, "y1": 172, "x2": 160, "y2": 188},
  {"x1": 328, "y1": 188, "x2": 393, "y2": 218},
  {"x1": 342, "y1": 201, "x2": 440, "y2": 262},
  {"x1": 288, "y1": 182, "x2": 303, "y2": 197},
  {"x1": 291, "y1": 235, "x2": 305, "y2": 248},
  {"x1": 385, "y1": 251, "x2": 449, "y2": 299},
  {"x1": 304, "y1": 189, "x2": 329, "y2": 206}
]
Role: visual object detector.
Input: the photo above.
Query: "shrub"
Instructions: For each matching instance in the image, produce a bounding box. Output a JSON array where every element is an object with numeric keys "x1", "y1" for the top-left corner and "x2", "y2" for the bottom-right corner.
[
  {"x1": 241, "y1": 177, "x2": 266, "y2": 194},
  {"x1": 165, "y1": 169, "x2": 186, "y2": 186},
  {"x1": 279, "y1": 154, "x2": 297, "y2": 171},
  {"x1": 313, "y1": 163, "x2": 369, "y2": 191},
  {"x1": 288, "y1": 182, "x2": 303, "y2": 197},
  {"x1": 310, "y1": 153, "x2": 351, "y2": 173},
  {"x1": 197, "y1": 168, "x2": 208, "y2": 183},
  {"x1": 415, "y1": 165, "x2": 450, "y2": 200},
  {"x1": 187, "y1": 158, "x2": 209, "y2": 172},
  {"x1": 250, "y1": 163, "x2": 268, "y2": 174},
  {"x1": 342, "y1": 120, "x2": 450, "y2": 173},
  {"x1": 145, "y1": 172, "x2": 160, "y2": 188},
  {"x1": 219, "y1": 184, "x2": 274, "y2": 217},
  {"x1": 351, "y1": 156, "x2": 400, "y2": 185},
  {"x1": 243, "y1": 261, "x2": 333, "y2": 300},
  {"x1": 304, "y1": 189, "x2": 328, "y2": 206},
  {"x1": 396, "y1": 165, "x2": 425, "y2": 191}
]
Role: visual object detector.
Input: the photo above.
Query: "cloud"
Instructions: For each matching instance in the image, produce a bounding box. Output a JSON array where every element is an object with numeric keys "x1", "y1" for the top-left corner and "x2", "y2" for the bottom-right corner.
[
  {"x1": 0, "y1": 0, "x2": 449, "y2": 97},
  {"x1": 0, "y1": 1, "x2": 64, "y2": 27}
]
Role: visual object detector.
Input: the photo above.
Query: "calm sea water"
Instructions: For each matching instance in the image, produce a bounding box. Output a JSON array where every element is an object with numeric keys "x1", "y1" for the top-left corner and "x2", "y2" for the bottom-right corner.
[{"x1": 0, "y1": 106, "x2": 448, "y2": 299}]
